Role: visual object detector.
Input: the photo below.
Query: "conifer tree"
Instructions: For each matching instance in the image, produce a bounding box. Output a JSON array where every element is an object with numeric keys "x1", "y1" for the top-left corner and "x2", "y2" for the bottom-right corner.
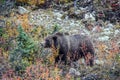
[{"x1": 9, "y1": 25, "x2": 37, "y2": 72}]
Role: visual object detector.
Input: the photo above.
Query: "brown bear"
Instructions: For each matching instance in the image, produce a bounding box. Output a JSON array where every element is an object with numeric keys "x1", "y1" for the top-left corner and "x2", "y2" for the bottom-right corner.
[{"x1": 44, "y1": 32, "x2": 94, "y2": 66}]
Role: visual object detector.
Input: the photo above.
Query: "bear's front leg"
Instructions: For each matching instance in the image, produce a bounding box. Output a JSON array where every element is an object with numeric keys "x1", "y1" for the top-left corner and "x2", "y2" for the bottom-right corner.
[{"x1": 55, "y1": 54, "x2": 67, "y2": 65}]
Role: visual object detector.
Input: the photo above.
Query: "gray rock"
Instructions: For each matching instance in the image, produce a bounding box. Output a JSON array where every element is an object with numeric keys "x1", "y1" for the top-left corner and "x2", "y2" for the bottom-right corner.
[
  {"x1": 106, "y1": 23, "x2": 114, "y2": 28},
  {"x1": 98, "y1": 36, "x2": 109, "y2": 41},
  {"x1": 102, "y1": 28, "x2": 113, "y2": 35},
  {"x1": 69, "y1": 68, "x2": 76, "y2": 76},
  {"x1": 95, "y1": 60, "x2": 104, "y2": 65},
  {"x1": 69, "y1": 68, "x2": 81, "y2": 76},
  {"x1": 53, "y1": 12, "x2": 63, "y2": 20},
  {"x1": 114, "y1": 30, "x2": 120, "y2": 36},
  {"x1": 82, "y1": 74, "x2": 99, "y2": 80},
  {"x1": 75, "y1": 71, "x2": 81, "y2": 76},
  {"x1": 92, "y1": 26, "x2": 102, "y2": 33},
  {"x1": 84, "y1": 12, "x2": 95, "y2": 21},
  {"x1": 83, "y1": 29, "x2": 91, "y2": 35},
  {"x1": 18, "y1": 6, "x2": 29, "y2": 14},
  {"x1": 0, "y1": 20, "x2": 5, "y2": 28}
]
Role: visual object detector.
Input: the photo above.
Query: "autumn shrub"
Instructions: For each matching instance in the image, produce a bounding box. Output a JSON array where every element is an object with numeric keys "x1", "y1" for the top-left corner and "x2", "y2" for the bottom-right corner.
[
  {"x1": 1, "y1": 20, "x2": 20, "y2": 63},
  {"x1": 16, "y1": 0, "x2": 46, "y2": 5},
  {"x1": 115, "y1": 54, "x2": 120, "y2": 63},
  {"x1": 0, "y1": 28, "x2": 5, "y2": 49},
  {"x1": 0, "y1": 27, "x2": 4, "y2": 37},
  {"x1": 0, "y1": 25, "x2": 12, "y2": 56},
  {"x1": 20, "y1": 59, "x2": 73, "y2": 80},
  {"x1": 31, "y1": 26, "x2": 48, "y2": 41},
  {"x1": 16, "y1": 14, "x2": 32, "y2": 33},
  {"x1": 5, "y1": 20, "x2": 18, "y2": 38},
  {"x1": 0, "y1": 0, "x2": 5, "y2": 4},
  {"x1": 9, "y1": 25, "x2": 38, "y2": 74},
  {"x1": 16, "y1": 0, "x2": 72, "y2": 5}
]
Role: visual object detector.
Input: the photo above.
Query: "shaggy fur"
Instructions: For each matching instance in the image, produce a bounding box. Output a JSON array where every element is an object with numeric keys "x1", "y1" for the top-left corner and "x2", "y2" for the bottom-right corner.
[{"x1": 44, "y1": 32, "x2": 94, "y2": 66}]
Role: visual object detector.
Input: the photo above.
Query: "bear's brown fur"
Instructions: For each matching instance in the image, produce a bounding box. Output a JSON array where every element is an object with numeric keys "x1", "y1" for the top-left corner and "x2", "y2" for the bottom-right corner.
[{"x1": 44, "y1": 32, "x2": 94, "y2": 66}]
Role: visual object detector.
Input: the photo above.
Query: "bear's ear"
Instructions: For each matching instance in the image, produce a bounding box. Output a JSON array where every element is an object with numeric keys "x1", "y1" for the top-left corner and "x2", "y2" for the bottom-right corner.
[
  {"x1": 52, "y1": 36, "x2": 57, "y2": 41},
  {"x1": 64, "y1": 32, "x2": 69, "y2": 35},
  {"x1": 55, "y1": 32, "x2": 63, "y2": 36}
]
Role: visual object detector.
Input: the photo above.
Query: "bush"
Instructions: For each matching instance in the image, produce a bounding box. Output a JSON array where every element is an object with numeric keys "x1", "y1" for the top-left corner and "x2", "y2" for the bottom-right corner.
[{"x1": 9, "y1": 25, "x2": 38, "y2": 73}]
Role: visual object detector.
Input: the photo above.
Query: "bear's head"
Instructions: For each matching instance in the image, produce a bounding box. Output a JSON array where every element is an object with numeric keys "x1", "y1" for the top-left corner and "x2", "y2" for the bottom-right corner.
[
  {"x1": 44, "y1": 32, "x2": 69, "y2": 48},
  {"x1": 44, "y1": 36, "x2": 55, "y2": 48}
]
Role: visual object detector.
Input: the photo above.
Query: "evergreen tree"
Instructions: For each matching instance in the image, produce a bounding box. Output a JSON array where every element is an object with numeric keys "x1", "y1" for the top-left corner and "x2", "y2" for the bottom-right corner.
[{"x1": 9, "y1": 25, "x2": 37, "y2": 72}]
